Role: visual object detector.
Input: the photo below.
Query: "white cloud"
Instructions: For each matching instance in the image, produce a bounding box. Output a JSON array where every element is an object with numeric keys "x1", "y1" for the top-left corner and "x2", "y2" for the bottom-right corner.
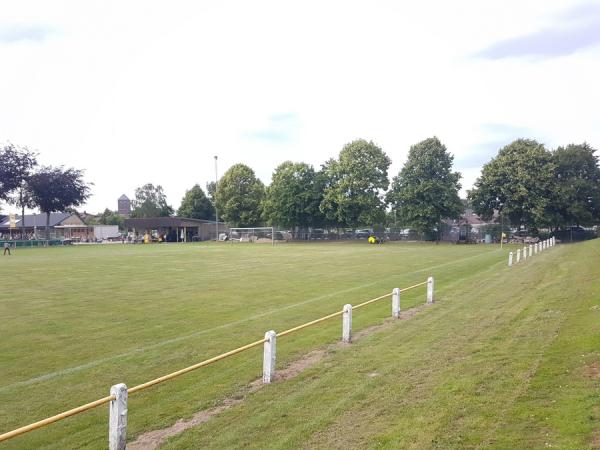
[{"x1": 1, "y1": 0, "x2": 598, "y2": 213}]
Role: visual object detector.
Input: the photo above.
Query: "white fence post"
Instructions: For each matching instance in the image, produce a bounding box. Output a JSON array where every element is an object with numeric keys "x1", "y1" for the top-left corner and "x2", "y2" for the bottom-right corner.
[
  {"x1": 426, "y1": 277, "x2": 434, "y2": 304},
  {"x1": 516, "y1": 248, "x2": 521, "y2": 263},
  {"x1": 342, "y1": 304, "x2": 352, "y2": 343},
  {"x1": 392, "y1": 288, "x2": 401, "y2": 319},
  {"x1": 508, "y1": 252, "x2": 513, "y2": 266},
  {"x1": 529, "y1": 245, "x2": 532, "y2": 257},
  {"x1": 263, "y1": 330, "x2": 276, "y2": 384},
  {"x1": 522, "y1": 246, "x2": 527, "y2": 261},
  {"x1": 108, "y1": 383, "x2": 128, "y2": 450}
]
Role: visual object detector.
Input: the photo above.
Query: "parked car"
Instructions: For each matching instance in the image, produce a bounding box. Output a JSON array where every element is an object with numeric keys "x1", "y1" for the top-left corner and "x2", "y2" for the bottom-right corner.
[{"x1": 355, "y1": 229, "x2": 372, "y2": 239}]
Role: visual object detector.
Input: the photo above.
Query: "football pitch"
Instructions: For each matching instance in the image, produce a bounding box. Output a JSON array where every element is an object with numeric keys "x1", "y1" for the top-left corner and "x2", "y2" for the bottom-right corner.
[{"x1": 0, "y1": 241, "x2": 598, "y2": 449}]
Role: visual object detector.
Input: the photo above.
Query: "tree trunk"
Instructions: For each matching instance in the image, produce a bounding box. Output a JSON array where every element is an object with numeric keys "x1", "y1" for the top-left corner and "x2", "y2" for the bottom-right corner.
[
  {"x1": 21, "y1": 191, "x2": 25, "y2": 240},
  {"x1": 46, "y1": 212, "x2": 50, "y2": 240}
]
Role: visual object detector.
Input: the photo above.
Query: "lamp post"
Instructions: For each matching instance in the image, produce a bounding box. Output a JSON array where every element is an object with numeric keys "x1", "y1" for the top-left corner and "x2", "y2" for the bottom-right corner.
[{"x1": 214, "y1": 155, "x2": 218, "y2": 242}]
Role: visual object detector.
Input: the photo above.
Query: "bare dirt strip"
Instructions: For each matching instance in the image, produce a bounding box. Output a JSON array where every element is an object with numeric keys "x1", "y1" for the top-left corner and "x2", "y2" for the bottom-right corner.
[{"x1": 128, "y1": 304, "x2": 430, "y2": 449}]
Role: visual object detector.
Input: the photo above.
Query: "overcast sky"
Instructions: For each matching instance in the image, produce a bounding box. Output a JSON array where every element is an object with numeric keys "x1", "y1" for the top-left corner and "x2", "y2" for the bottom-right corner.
[{"x1": 1, "y1": 0, "x2": 599, "y2": 214}]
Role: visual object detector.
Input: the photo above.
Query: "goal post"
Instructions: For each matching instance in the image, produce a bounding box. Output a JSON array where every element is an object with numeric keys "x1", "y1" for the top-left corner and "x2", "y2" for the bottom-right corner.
[{"x1": 228, "y1": 227, "x2": 275, "y2": 246}]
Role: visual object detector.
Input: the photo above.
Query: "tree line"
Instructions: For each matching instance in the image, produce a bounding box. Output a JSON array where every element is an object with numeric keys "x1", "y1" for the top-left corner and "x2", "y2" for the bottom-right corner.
[
  {"x1": 3, "y1": 136, "x2": 599, "y2": 238},
  {"x1": 0, "y1": 144, "x2": 90, "y2": 238},
  {"x1": 128, "y1": 137, "x2": 600, "y2": 236}
]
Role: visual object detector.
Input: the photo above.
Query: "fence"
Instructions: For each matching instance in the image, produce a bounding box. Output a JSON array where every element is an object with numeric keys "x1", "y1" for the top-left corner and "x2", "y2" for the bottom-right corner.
[
  {"x1": 507, "y1": 236, "x2": 556, "y2": 266},
  {"x1": 0, "y1": 239, "x2": 62, "y2": 248},
  {"x1": 0, "y1": 278, "x2": 435, "y2": 448}
]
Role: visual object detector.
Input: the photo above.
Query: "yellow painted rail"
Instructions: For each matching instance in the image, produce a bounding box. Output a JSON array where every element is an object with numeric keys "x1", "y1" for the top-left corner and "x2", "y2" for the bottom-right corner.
[{"x1": 0, "y1": 280, "x2": 428, "y2": 444}]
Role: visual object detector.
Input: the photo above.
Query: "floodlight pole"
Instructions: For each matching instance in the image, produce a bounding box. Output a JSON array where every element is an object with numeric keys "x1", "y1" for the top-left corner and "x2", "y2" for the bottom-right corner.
[{"x1": 214, "y1": 155, "x2": 218, "y2": 242}]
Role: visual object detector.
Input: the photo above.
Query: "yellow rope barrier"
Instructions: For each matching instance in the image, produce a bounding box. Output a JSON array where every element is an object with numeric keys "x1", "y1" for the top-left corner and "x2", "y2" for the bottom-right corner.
[
  {"x1": 277, "y1": 310, "x2": 344, "y2": 337},
  {"x1": 0, "y1": 279, "x2": 428, "y2": 443},
  {"x1": 0, "y1": 395, "x2": 114, "y2": 443},
  {"x1": 128, "y1": 337, "x2": 266, "y2": 394}
]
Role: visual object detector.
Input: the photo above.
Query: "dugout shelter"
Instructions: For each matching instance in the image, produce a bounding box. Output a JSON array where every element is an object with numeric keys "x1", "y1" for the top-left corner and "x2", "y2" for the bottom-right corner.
[{"x1": 123, "y1": 217, "x2": 227, "y2": 242}]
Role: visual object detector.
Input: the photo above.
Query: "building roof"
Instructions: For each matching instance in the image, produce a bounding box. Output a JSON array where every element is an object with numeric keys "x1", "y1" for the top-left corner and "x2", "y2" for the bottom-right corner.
[
  {"x1": 0, "y1": 212, "x2": 73, "y2": 229},
  {"x1": 118, "y1": 195, "x2": 130, "y2": 201},
  {"x1": 123, "y1": 216, "x2": 224, "y2": 229}
]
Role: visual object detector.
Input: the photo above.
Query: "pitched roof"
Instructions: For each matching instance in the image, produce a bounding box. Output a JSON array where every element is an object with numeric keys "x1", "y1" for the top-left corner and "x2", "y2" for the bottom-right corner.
[
  {"x1": 0, "y1": 212, "x2": 73, "y2": 228},
  {"x1": 118, "y1": 194, "x2": 130, "y2": 201}
]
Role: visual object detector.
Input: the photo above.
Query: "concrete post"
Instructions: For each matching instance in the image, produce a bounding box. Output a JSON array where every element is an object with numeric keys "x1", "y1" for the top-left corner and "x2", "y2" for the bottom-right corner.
[
  {"x1": 529, "y1": 245, "x2": 533, "y2": 257},
  {"x1": 109, "y1": 383, "x2": 128, "y2": 450},
  {"x1": 516, "y1": 248, "x2": 521, "y2": 263},
  {"x1": 508, "y1": 252, "x2": 513, "y2": 266},
  {"x1": 426, "y1": 277, "x2": 434, "y2": 304},
  {"x1": 263, "y1": 330, "x2": 276, "y2": 384},
  {"x1": 342, "y1": 304, "x2": 352, "y2": 343},
  {"x1": 522, "y1": 247, "x2": 527, "y2": 261},
  {"x1": 392, "y1": 288, "x2": 401, "y2": 319}
]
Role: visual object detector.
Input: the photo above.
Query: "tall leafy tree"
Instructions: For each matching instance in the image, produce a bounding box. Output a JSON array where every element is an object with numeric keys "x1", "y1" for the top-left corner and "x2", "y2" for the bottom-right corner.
[
  {"x1": 131, "y1": 183, "x2": 174, "y2": 218},
  {"x1": 469, "y1": 139, "x2": 554, "y2": 229},
  {"x1": 28, "y1": 166, "x2": 91, "y2": 238},
  {"x1": 0, "y1": 144, "x2": 38, "y2": 234},
  {"x1": 262, "y1": 161, "x2": 325, "y2": 229},
  {"x1": 177, "y1": 184, "x2": 215, "y2": 220},
  {"x1": 550, "y1": 143, "x2": 600, "y2": 227},
  {"x1": 0, "y1": 143, "x2": 37, "y2": 201},
  {"x1": 215, "y1": 164, "x2": 265, "y2": 227},
  {"x1": 320, "y1": 139, "x2": 391, "y2": 228},
  {"x1": 388, "y1": 137, "x2": 463, "y2": 238}
]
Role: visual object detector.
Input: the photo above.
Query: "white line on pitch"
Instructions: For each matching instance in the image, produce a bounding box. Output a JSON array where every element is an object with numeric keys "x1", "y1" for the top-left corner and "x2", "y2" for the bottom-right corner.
[{"x1": 0, "y1": 248, "x2": 498, "y2": 393}]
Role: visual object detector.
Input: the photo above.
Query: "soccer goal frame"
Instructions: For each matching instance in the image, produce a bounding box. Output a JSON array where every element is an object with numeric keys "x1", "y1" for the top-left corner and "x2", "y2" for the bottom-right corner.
[{"x1": 228, "y1": 227, "x2": 275, "y2": 246}]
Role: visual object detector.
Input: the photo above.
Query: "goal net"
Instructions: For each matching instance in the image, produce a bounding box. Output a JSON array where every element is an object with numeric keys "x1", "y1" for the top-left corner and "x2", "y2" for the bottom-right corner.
[{"x1": 229, "y1": 227, "x2": 275, "y2": 245}]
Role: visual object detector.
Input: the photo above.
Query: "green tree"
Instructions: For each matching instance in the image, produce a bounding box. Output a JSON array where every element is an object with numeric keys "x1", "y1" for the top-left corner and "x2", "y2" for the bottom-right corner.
[
  {"x1": 0, "y1": 144, "x2": 38, "y2": 235},
  {"x1": 469, "y1": 139, "x2": 554, "y2": 229},
  {"x1": 320, "y1": 139, "x2": 391, "y2": 228},
  {"x1": 262, "y1": 161, "x2": 325, "y2": 229},
  {"x1": 0, "y1": 143, "x2": 37, "y2": 201},
  {"x1": 28, "y1": 166, "x2": 91, "y2": 238},
  {"x1": 93, "y1": 209, "x2": 124, "y2": 228},
  {"x1": 388, "y1": 137, "x2": 463, "y2": 238},
  {"x1": 215, "y1": 164, "x2": 265, "y2": 227},
  {"x1": 177, "y1": 184, "x2": 215, "y2": 220},
  {"x1": 131, "y1": 183, "x2": 174, "y2": 218},
  {"x1": 550, "y1": 143, "x2": 600, "y2": 228}
]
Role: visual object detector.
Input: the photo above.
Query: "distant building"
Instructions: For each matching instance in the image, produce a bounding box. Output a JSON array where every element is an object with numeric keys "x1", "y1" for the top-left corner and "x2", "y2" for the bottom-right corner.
[
  {"x1": 0, "y1": 212, "x2": 92, "y2": 240},
  {"x1": 118, "y1": 195, "x2": 131, "y2": 217},
  {"x1": 123, "y1": 217, "x2": 227, "y2": 242}
]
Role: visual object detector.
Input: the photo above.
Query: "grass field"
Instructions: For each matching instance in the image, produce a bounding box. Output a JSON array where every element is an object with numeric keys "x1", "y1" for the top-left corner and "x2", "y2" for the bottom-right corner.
[{"x1": 0, "y1": 241, "x2": 598, "y2": 449}]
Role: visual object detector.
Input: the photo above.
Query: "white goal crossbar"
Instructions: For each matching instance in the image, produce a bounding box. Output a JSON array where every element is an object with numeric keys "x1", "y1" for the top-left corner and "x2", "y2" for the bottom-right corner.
[{"x1": 229, "y1": 227, "x2": 274, "y2": 246}]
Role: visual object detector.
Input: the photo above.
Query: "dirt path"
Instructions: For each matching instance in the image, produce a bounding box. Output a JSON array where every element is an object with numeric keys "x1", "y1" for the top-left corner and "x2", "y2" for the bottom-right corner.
[{"x1": 128, "y1": 303, "x2": 430, "y2": 449}]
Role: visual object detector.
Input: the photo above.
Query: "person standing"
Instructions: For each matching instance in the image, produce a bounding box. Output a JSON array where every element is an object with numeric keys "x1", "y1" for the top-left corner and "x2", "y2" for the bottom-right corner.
[{"x1": 3, "y1": 242, "x2": 11, "y2": 255}]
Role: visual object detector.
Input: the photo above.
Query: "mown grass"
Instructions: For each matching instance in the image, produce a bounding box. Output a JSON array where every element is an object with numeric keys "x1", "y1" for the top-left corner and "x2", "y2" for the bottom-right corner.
[
  {"x1": 0, "y1": 241, "x2": 501, "y2": 449},
  {"x1": 161, "y1": 240, "x2": 600, "y2": 450}
]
